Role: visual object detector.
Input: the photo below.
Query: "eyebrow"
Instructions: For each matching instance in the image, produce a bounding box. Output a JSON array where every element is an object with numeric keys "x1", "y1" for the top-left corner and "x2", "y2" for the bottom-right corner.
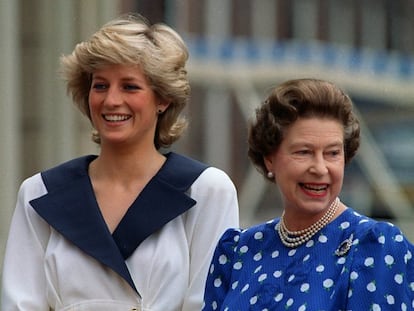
[
  {"x1": 289, "y1": 141, "x2": 344, "y2": 149},
  {"x1": 91, "y1": 75, "x2": 146, "y2": 84}
]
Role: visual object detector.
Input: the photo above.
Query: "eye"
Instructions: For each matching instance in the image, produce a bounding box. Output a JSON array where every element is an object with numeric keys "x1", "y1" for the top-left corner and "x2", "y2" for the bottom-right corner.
[
  {"x1": 326, "y1": 149, "x2": 342, "y2": 158},
  {"x1": 123, "y1": 84, "x2": 140, "y2": 91},
  {"x1": 91, "y1": 82, "x2": 107, "y2": 90},
  {"x1": 296, "y1": 149, "x2": 311, "y2": 155}
]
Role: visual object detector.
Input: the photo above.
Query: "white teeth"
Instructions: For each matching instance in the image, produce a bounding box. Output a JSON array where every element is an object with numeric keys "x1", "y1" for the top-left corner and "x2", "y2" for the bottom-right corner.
[
  {"x1": 104, "y1": 115, "x2": 130, "y2": 122},
  {"x1": 303, "y1": 184, "x2": 326, "y2": 191}
]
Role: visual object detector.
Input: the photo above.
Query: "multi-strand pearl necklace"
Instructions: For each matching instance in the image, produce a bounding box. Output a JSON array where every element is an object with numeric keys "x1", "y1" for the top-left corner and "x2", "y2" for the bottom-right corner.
[{"x1": 277, "y1": 197, "x2": 340, "y2": 248}]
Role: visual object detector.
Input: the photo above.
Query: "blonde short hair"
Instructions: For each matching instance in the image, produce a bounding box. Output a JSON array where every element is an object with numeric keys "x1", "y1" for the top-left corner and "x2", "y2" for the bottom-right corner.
[{"x1": 60, "y1": 14, "x2": 190, "y2": 148}]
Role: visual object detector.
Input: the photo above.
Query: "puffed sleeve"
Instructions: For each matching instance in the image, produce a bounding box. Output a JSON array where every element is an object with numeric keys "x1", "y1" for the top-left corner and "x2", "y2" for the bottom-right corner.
[
  {"x1": 1, "y1": 175, "x2": 51, "y2": 310},
  {"x1": 346, "y1": 221, "x2": 414, "y2": 310},
  {"x1": 181, "y1": 167, "x2": 239, "y2": 311},
  {"x1": 202, "y1": 228, "x2": 241, "y2": 311}
]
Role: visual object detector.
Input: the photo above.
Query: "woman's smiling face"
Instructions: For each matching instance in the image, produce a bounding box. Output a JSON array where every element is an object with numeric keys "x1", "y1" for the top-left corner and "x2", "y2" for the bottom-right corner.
[
  {"x1": 88, "y1": 64, "x2": 168, "y2": 147},
  {"x1": 264, "y1": 117, "x2": 345, "y2": 217}
]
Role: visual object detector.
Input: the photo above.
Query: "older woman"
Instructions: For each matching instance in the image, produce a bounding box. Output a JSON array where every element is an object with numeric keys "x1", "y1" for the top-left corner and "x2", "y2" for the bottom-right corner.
[
  {"x1": 2, "y1": 14, "x2": 239, "y2": 311},
  {"x1": 202, "y1": 78, "x2": 414, "y2": 310}
]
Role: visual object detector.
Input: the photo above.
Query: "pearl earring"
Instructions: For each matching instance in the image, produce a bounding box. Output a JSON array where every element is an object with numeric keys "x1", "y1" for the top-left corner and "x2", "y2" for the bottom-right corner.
[{"x1": 267, "y1": 171, "x2": 274, "y2": 179}]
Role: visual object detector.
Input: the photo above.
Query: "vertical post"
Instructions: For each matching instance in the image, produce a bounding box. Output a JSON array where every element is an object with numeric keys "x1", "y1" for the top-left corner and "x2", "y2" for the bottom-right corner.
[
  {"x1": 0, "y1": 0, "x2": 21, "y2": 279},
  {"x1": 204, "y1": 0, "x2": 232, "y2": 170}
]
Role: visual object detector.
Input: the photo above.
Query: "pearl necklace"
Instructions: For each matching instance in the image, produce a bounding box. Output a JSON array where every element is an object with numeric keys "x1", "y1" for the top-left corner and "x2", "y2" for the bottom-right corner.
[{"x1": 277, "y1": 197, "x2": 340, "y2": 248}]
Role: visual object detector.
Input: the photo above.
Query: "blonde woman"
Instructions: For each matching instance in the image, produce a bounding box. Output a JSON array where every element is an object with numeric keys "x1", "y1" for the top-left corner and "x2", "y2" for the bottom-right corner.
[{"x1": 2, "y1": 14, "x2": 239, "y2": 311}]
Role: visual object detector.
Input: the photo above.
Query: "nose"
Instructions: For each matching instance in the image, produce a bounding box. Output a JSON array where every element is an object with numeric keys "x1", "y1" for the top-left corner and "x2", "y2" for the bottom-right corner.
[
  {"x1": 103, "y1": 86, "x2": 123, "y2": 107},
  {"x1": 309, "y1": 153, "x2": 328, "y2": 175}
]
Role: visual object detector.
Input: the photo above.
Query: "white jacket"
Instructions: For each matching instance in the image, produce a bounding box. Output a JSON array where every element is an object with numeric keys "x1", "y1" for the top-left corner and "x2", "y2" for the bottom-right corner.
[{"x1": 2, "y1": 153, "x2": 239, "y2": 311}]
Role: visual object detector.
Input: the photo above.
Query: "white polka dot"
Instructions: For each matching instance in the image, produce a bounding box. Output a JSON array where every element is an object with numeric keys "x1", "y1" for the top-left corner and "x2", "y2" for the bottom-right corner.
[
  {"x1": 395, "y1": 234, "x2": 403, "y2": 242},
  {"x1": 366, "y1": 281, "x2": 376, "y2": 292},
  {"x1": 254, "y1": 232, "x2": 263, "y2": 240},
  {"x1": 384, "y1": 255, "x2": 394, "y2": 266},
  {"x1": 378, "y1": 235, "x2": 385, "y2": 244},
  {"x1": 271, "y1": 271, "x2": 281, "y2": 280},
  {"x1": 386, "y1": 294, "x2": 395, "y2": 304},
  {"x1": 337, "y1": 257, "x2": 346, "y2": 265},
  {"x1": 402, "y1": 302, "x2": 407, "y2": 311},
  {"x1": 272, "y1": 250, "x2": 279, "y2": 258},
  {"x1": 254, "y1": 252, "x2": 262, "y2": 261},
  {"x1": 288, "y1": 249, "x2": 296, "y2": 256},
  {"x1": 250, "y1": 296, "x2": 258, "y2": 305},
  {"x1": 298, "y1": 304, "x2": 306, "y2": 311},
  {"x1": 288, "y1": 274, "x2": 295, "y2": 282},
  {"x1": 316, "y1": 265, "x2": 325, "y2": 273},
  {"x1": 254, "y1": 265, "x2": 262, "y2": 273},
  {"x1": 306, "y1": 240, "x2": 314, "y2": 247},
  {"x1": 209, "y1": 264, "x2": 215, "y2": 274},
  {"x1": 218, "y1": 254, "x2": 227, "y2": 265},
  {"x1": 239, "y1": 245, "x2": 248, "y2": 253},
  {"x1": 300, "y1": 283, "x2": 310, "y2": 292},
  {"x1": 323, "y1": 279, "x2": 334, "y2": 289},
  {"x1": 231, "y1": 281, "x2": 238, "y2": 289},
  {"x1": 350, "y1": 271, "x2": 359, "y2": 280},
  {"x1": 214, "y1": 278, "x2": 222, "y2": 287},
  {"x1": 394, "y1": 274, "x2": 403, "y2": 284},
  {"x1": 274, "y1": 293, "x2": 283, "y2": 302},
  {"x1": 340, "y1": 221, "x2": 350, "y2": 229},
  {"x1": 372, "y1": 303, "x2": 381, "y2": 311},
  {"x1": 233, "y1": 261, "x2": 242, "y2": 270},
  {"x1": 364, "y1": 257, "x2": 374, "y2": 267},
  {"x1": 212, "y1": 301, "x2": 217, "y2": 310},
  {"x1": 286, "y1": 298, "x2": 294, "y2": 307},
  {"x1": 319, "y1": 234, "x2": 328, "y2": 243},
  {"x1": 241, "y1": 284, "x2": 249, "y2": 293},
  {"x1": 258, "y1": 273, "x2": 267, "y2": 282},
  {"x1": 303, "y1": 254, "x2": 310, "y2": 262}
]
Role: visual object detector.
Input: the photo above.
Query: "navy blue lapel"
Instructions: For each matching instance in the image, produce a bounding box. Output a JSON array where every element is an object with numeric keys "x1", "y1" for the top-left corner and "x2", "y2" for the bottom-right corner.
[
  {"x1": 112, "y1": 152, "x2": 209, "y2": 259},
  {"x1": 29, "y1": 153, "x2": 208, "y2": 293}
]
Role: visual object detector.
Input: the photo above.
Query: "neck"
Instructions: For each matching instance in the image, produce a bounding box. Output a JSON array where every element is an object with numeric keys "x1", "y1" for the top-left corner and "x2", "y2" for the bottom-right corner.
[{"x1": 90, "y1": 146, "x2": 166, "y2": 183}]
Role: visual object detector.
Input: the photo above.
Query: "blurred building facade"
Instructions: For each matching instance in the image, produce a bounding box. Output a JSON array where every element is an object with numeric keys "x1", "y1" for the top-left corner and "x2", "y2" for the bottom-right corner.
[{"x1": 1, "y1": 0, "x2": 414, "y2": 276}]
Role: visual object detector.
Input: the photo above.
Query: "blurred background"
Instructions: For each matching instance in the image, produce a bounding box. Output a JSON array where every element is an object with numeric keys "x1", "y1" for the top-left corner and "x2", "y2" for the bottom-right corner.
[{"x1": 1, "y1": 0, "x2": 414, "y2": 282}]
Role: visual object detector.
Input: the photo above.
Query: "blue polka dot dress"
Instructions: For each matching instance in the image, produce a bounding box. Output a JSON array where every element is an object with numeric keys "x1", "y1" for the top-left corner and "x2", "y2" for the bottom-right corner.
[{"x1": 202, "y1": 208, "x2": 414, "y2": 310}]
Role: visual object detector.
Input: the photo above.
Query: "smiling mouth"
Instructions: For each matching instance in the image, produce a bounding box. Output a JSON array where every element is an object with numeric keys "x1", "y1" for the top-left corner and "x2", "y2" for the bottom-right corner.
[
  {"x1": 300, "y1": 183, "x2": 328, "y2": 194},
  {"x1": 103, "y1": 114, "x2": 131, "y2": 122}
]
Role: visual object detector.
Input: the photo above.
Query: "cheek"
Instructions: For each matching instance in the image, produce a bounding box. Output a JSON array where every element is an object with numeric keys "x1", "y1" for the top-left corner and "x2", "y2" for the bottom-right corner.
[{"x1": 332, "y1": 165, "x2": 345, "y2": 183}]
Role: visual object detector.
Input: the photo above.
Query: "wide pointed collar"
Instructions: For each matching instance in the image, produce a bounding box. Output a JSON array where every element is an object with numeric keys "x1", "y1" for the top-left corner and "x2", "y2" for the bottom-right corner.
[{"x1": 30, "y1": 153, "x2": 208, "y2": 293}]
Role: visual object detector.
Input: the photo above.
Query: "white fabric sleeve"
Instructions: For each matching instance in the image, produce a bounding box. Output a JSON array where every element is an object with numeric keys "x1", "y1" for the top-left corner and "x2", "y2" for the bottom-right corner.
[
  {"x1": 1, "y1": 175, "x2": 51, "y2": 311},
  {"x1": 181, "y1": 167, "x2": 240, "y2": 311}
]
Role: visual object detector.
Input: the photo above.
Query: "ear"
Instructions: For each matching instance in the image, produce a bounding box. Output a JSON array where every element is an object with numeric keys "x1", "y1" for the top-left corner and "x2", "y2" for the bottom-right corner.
[
  {"x1": 263, "y1": 154, "x2": 274, "y2": 172},
  {"x1": 157, "y1": 98, "x2": 171, "y2": 113}
]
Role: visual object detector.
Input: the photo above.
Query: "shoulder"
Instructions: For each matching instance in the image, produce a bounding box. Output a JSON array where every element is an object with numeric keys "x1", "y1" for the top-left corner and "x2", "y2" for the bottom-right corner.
[
  {"x1": 196, "y1": 167, "x2": 236, "y2": 190},
  {"x1": 17, "y1": 155, "x2": 96, "y2": 201},
  {"x1": 40, "y1": 155, "x2": 96, "y2": 190},
  {"x1": 218, "y1": 220, "x2": 277, "y2": 253},
  {"x1": 350, "y1": 208, "x2": 409, "y2": 243},
  {"x1": 18, "y1": 173, "x2": 47, "y2": 201},
  {"x1": 348, "y1": 208, "x2": 414, "y2": 256}
]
